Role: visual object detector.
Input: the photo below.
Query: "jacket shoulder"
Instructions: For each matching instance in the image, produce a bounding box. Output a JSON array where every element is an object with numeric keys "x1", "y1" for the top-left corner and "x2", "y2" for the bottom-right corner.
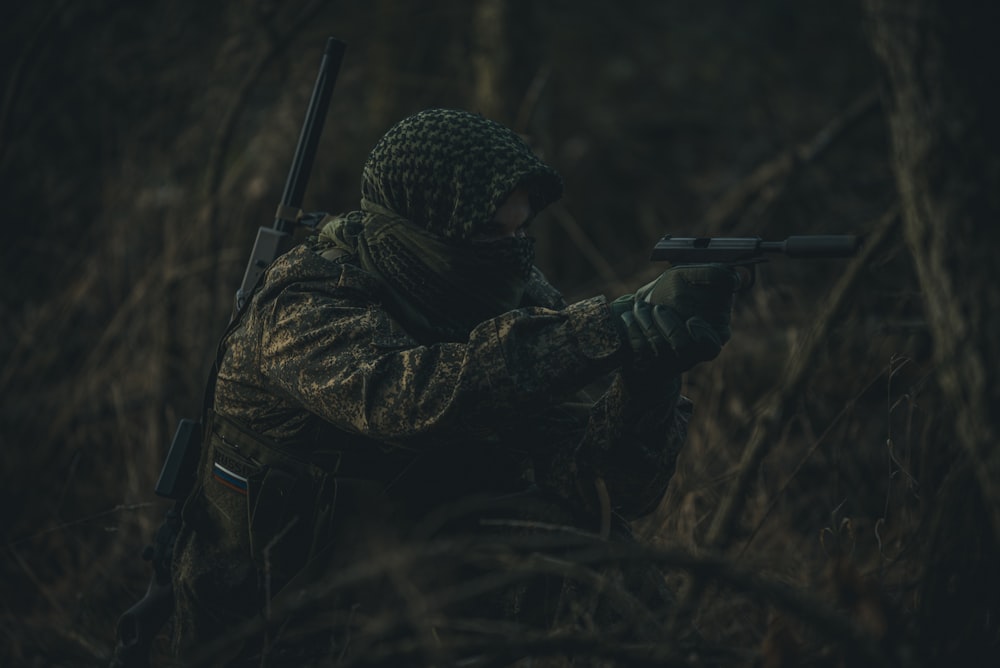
[{"x1": 260, "y1": 244, "x2": 382, "y2": 304}]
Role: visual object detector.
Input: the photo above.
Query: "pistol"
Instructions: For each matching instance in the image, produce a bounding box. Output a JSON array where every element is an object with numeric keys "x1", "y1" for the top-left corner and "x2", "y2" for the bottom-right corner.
[{"x1": 650, "y1": 234, "x2": 862, "y2": 289}]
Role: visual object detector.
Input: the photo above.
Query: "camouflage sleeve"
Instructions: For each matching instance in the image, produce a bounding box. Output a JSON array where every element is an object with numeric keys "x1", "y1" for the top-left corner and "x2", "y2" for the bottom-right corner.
[
  {"x1": 257, "y1": 281, "x2": 625, "y2": 443},
  {"x1": 575, "y1": 372, "x2": 693, "y2": 519}
]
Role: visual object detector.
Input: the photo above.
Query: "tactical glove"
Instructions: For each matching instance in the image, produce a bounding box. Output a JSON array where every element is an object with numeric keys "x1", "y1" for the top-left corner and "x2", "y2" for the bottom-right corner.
[{"x1": 612, "y1": 263, "x2": 737, "y2": 373}]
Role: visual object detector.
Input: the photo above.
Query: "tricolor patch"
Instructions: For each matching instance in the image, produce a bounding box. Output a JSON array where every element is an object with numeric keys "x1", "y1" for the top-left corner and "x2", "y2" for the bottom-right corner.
[{"x1": 212, "y1": 461, "x2": 249, "y2": 496}]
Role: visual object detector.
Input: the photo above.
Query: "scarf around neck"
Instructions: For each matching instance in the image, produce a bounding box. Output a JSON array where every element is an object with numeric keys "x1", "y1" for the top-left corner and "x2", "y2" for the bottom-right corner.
[{"x1": 318, "y1": 202, "x2": 534, "y2": 343}]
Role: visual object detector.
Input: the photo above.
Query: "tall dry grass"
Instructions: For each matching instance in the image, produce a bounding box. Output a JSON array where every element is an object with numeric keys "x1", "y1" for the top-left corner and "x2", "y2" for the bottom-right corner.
[{"x1": 3, "y1": 1, "x2": 997, "y2": 666}]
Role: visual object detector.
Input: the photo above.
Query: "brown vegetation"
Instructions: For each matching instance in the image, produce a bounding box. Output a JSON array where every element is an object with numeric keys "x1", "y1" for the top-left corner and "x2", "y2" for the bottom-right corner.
[{"x1": 2, "y1": 0, "x2": 997, "y2": 666}]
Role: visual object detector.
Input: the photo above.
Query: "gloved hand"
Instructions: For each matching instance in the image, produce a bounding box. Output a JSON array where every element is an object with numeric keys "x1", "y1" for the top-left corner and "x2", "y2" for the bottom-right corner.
[{"x1": 611, "y1": 263, "x2": 738, "y2": 374}]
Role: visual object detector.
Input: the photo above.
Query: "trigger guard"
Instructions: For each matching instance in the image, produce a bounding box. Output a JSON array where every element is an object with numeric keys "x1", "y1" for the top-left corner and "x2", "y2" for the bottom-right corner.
[{"x1": 735, "y1": 265, "x2": 756, "y2": 291}]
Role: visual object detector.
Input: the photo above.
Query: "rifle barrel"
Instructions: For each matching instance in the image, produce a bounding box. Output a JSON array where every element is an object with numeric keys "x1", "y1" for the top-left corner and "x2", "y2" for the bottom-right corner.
[{"x1": 275, "y1": 37, "x2": 347, "y2": 234}]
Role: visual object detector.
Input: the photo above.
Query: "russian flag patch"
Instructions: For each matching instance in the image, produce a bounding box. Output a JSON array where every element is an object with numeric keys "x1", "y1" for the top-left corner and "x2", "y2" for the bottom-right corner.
[{"x1": 212, "y1": 461, "x2": 249, "y2": 496}]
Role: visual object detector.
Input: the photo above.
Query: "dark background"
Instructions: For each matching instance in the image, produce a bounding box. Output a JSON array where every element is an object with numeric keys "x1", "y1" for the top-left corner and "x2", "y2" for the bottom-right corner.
[{"x1": 2, "y1": 0, "x2": 997, "y2": 665}]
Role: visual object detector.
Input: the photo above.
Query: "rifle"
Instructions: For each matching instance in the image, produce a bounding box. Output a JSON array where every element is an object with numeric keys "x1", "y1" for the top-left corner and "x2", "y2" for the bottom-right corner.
[
  {"x1": 650, "y1": 234, "x2": 862, "y2": 288},
  {"x1": 234, "y1": 36, "x2": 348, "y2": 314},
  {"x1": 110, "y1": 36, "x2": 347, "y2": 668}
]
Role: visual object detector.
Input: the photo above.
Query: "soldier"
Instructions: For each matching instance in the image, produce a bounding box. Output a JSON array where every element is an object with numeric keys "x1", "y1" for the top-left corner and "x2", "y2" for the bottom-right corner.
[{"x1": 170, "y1": 108, "x2": 737, "y2": 665}]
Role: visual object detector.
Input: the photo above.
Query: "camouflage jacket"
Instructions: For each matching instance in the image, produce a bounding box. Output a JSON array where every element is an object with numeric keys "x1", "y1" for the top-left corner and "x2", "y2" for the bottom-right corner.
[{"x1": 211, "y1": 242, "x2": 691, "y2": 520}]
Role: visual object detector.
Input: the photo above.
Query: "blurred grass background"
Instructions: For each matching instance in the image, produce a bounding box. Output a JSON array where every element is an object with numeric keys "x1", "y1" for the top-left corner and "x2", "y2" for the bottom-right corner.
[{"x1": 1, "y1": 0, "x2": 996, "y2": 665}]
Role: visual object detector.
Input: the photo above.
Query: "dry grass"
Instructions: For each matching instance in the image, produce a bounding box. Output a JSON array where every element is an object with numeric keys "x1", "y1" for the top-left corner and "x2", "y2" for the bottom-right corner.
[{"x1": 3, "y1": 1, "x2": 998, "y2": 666}]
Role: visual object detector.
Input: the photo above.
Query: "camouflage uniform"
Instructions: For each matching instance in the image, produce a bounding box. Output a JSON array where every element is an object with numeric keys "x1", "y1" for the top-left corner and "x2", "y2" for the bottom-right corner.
[{"x1": 170, "y1": 110, "x2": 692, "y2": 665}]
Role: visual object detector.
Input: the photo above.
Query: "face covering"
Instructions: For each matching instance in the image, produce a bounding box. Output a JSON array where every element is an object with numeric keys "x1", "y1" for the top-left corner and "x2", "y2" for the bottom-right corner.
[
  {"x1": 318, "y1": 203, "x2": 531, "y2": 342},
  {"x1": 322, "y1": 108, "x2": 564, "y2": 341}
]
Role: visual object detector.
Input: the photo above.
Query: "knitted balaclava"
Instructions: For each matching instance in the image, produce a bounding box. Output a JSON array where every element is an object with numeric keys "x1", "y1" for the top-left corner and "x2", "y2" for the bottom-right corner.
[{"x1": 325, "y1": 109, "x2": 563, "y2": 342}]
